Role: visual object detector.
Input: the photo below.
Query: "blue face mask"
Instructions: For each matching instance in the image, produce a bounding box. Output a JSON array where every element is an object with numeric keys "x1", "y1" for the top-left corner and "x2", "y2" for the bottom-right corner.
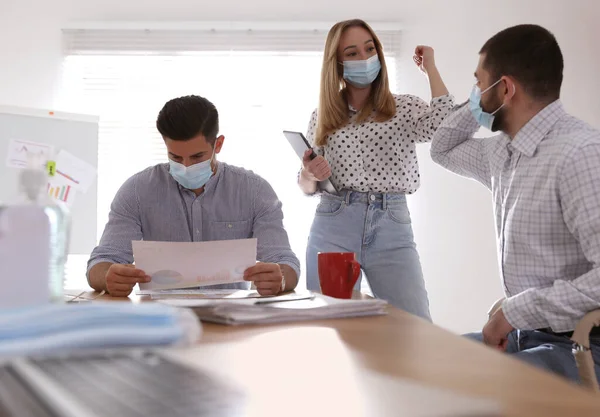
[
  {"x1": 469, "y1": 79, "x2": 504, "y2": 131},
  {"x1": 0, "y1": 303, "x2": 201, "y2": 358},
  {"x1": 169, "y1": 149, "x2": 215, "y2": 190},
  {"x1": 342, "y1": 55, "x2": 381, "y2": 88}
]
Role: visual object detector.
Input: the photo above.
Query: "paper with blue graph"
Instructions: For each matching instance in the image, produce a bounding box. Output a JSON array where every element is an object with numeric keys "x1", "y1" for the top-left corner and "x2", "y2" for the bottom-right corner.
[{"x1": 133, "y1": 238, "x2": 258, "y2": 290}]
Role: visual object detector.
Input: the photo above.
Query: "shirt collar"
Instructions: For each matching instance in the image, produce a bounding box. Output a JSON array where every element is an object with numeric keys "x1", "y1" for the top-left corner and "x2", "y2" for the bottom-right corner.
[{"x1": 510, "y1": 100, "x2": 565, "y2": 157}]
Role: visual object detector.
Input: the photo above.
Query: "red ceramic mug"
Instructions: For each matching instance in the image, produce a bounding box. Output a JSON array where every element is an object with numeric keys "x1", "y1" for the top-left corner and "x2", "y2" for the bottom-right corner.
[{"x1": 317, "y1": 252, "x2": 361, "y2": 299}]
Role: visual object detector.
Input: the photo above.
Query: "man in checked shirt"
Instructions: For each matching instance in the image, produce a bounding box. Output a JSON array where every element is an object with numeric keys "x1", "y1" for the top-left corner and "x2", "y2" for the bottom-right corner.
[{"x1": 431, "y1": 24, "x2": 600, "y2": 383}]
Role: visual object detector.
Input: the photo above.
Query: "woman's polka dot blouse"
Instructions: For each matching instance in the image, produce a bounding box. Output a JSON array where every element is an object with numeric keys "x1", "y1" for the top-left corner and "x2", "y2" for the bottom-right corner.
[{"x1": 306, "y1": 94, "x2": 454, "y2": 194}]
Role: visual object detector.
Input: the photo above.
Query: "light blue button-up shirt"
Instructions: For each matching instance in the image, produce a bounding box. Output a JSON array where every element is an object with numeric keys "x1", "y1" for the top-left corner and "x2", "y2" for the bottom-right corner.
[{"x1": 87, "y1": 162, "x2": 300, "y2": 289}]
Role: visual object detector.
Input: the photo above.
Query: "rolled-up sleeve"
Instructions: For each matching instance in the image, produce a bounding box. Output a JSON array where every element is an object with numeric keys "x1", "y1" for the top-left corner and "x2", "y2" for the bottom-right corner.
[
  {"x1": 430, "y1": 104, "x2": 497, "y2": 189},
  {"x1": 252, "y1": 178, "x2": 301, "y2": 278},
  {"x1": 408, "y1": 94, "x2": 455, "y2": 143},
  {"x1": 86, "y1": 175, "x2": 143, "y2": 276}
]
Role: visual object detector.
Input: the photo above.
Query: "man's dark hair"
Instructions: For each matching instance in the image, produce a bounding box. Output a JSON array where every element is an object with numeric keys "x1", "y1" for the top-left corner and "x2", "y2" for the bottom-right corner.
[
  {"x1": 156, "y1": 95, "x2": 219, "y2": 144},
  {"x1": 480, "y1": 24, "x2": 563, "y2": 102}
]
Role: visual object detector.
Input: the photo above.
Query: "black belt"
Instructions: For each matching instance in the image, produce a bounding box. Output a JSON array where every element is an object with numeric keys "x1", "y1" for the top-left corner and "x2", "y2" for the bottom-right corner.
[{"x1": 537, "y1": 327, "x2": 600, "y2": 339}]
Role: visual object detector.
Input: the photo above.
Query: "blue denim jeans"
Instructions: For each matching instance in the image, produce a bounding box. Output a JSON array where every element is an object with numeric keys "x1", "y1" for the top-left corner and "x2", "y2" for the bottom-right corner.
[
  {"x1": 306, "y1": 190, "x2": 431, "y2": 321},
  {"x1": 465, "y1": 330, "x2": 600, "y2": 384}
]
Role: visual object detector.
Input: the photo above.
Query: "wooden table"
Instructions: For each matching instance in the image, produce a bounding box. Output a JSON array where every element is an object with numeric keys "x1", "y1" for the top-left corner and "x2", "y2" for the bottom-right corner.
[{"x1": 65, "y1": 289, "x2": 600, "y2": 416}]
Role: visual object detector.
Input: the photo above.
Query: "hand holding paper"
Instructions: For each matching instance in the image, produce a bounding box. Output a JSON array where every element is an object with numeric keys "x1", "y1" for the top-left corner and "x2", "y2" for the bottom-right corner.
[
  {"x1": 105, "y1": 264, "x2": 151, "y2": 297},
  {"x1": 244, "y1": 262, "x2": 284, "y2": 296}
]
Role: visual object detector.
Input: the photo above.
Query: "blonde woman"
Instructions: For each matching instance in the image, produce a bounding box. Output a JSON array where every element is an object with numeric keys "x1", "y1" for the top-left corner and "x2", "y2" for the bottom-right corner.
[{"x1": 299, "y1": 19, "x2": 454, "y2": 319}]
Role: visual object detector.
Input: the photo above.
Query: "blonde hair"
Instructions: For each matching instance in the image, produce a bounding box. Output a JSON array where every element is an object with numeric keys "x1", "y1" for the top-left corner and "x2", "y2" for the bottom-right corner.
[{"x1": 314, "y1": 19, "x2": 396, "y2": 147}]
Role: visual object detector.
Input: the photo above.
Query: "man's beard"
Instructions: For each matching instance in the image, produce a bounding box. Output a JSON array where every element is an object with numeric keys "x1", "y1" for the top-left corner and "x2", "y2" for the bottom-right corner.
[
  {"x1": 490, "y1": 106, "x2": 505, "y2": 132},
  {"x1": 482, "y1": 95, "x2": 505, "y2": 132}
]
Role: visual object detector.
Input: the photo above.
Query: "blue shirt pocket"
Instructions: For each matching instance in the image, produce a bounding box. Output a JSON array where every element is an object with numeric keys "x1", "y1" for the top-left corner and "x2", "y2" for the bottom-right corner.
[{"x1": 209, "y1": 220, "x2": 253, "y2": 240}]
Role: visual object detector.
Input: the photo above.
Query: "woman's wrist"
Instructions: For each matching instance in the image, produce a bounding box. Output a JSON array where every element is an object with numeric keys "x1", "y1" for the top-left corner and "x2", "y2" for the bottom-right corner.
[{"x1": 300, "y1": 167, "x2": 316, "y2": 182}]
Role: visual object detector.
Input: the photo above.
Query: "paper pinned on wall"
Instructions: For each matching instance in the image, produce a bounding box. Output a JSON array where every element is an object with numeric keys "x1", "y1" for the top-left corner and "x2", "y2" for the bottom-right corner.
[
  {"x1": 6, "y1": 138, "x2": 54, "y2": 169},
  {"x1": 54, "y1": 150, "x2": 97, "y2": 193},
  {"x1": 47, "y1": 174, "x2": 77, "y2": 208},
  {"x1": 134, "y1": 238, "x2": 258, "y2": 291}
]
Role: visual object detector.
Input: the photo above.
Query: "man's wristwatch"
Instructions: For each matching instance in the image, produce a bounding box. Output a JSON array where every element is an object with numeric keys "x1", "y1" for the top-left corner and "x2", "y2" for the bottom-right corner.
[{"x1": 280, "y1": 270, "x2": 286, "y2": 294}]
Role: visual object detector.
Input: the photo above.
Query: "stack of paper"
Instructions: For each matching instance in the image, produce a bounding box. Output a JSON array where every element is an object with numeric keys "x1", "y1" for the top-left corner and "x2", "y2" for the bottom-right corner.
[{"x1": 158, "y1": 293, "x2": 387, "y2": 325}]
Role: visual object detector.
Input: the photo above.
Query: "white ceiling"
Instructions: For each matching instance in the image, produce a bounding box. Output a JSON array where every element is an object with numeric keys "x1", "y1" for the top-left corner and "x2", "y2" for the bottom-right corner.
[{"x1": 3, "y1": 0, "x2": 567, "y2": 24}]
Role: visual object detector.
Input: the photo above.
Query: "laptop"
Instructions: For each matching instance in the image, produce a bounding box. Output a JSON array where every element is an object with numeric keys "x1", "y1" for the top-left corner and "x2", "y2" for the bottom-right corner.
[
  {"x1": 282, "y1": 130, "x2": 339, "y2": 195},
  {"x1": 0, "y1": 349, "x2": 245, "y2": 417}
]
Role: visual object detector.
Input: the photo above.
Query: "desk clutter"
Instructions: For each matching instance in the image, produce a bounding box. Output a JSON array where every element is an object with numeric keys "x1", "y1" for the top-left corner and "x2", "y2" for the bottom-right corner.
[
  {"x1": 0, "y1": 289, "x2": 385, "y2": 358},
  {"x1": 0, "y1": 303, "x2": 201, "y2": 358}
]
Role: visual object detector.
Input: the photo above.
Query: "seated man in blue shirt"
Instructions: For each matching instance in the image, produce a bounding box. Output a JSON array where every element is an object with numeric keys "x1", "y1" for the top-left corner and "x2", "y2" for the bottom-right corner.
[{"x1": 88, "y1": 95, "x2": 300, "y2": 297}]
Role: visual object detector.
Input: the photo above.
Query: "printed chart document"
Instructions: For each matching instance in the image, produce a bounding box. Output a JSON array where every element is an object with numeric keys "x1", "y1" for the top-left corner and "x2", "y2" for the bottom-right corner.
[
  {"x1": 55, "y1": 149, "x2": 97, "y2": 193},
  {"x1": 6, "y1": 138, "x2": 54, "y2": 168},
  {"x1": 133, "y1": 238, "x2": 257, "y2": 291}
]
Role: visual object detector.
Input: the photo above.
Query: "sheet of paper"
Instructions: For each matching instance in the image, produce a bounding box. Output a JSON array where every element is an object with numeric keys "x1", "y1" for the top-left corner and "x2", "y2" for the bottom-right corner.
[
  {"x1": 6, "y1": 138, "x2": 54, "y2": 168},
  {"x1": 55, "y1": 150, "x2": 97, "y2": 192},
  {"x1": 47, "y1": 174, "x2": 77, "y2": 207},
  {"x1": 136, "y1": 288, "x2": 256, "y2": 297},
  {"x1": 137, "y1": 289, "x2": 264, "y2": 299},
  {"x1": 134, "y1": 238, "x2": 257, "y2": 290}
]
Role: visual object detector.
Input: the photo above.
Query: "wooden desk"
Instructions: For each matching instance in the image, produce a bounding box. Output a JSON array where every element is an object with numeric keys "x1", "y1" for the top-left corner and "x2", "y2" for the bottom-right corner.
[{"x1": 65, "y1": 289, "x2": 600, "y2": 416}]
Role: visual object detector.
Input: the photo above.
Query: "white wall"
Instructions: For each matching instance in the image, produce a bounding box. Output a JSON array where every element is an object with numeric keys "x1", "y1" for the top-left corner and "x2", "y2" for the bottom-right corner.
[{"x1": 1, "y1": 0, "x2": 598, "y2": 333}]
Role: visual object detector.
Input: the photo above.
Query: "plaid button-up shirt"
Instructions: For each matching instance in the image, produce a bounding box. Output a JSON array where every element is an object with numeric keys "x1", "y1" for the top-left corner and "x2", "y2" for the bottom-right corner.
[{"x1": 431, "y1": 100, "x2": 600, "y2": 332}]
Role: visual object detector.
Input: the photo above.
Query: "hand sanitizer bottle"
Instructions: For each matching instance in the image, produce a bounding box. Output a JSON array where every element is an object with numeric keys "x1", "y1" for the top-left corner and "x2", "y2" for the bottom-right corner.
[{"x1": 18, "y1": 155, "x2": 71, "y2": 302}]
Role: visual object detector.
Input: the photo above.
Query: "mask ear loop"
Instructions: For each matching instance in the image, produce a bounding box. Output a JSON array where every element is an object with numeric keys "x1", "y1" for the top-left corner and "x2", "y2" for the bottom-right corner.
[
  {"x1": 208, "y1": 139, "x2": 220, "y2": 174},
  {"x1": 210, "y1": 138, "x2": 221, "y2": 164},
  {"x1": 490, "y1": 81, "x2": 516, "y2": 116},
  {"x1": 481, "y1": 78, "x2": 503, "y2": 95}
]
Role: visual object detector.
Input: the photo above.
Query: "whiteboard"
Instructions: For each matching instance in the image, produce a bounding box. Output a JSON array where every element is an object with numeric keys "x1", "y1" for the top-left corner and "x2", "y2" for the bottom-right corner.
[{"x1": 0, "y1": 106, "x2": 99, "y2": 254}]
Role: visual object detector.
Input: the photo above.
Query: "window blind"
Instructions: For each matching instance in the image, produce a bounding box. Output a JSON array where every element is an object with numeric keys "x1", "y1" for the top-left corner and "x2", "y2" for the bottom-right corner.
[{"x1": 62, "y1": 26, "x2": 402, "y2": 55}]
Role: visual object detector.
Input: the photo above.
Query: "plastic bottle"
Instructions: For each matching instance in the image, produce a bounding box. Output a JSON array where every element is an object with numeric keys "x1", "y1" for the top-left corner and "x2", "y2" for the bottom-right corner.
[{"x1": 18, "y1": 155, "x2": 71, "y2": 302}]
